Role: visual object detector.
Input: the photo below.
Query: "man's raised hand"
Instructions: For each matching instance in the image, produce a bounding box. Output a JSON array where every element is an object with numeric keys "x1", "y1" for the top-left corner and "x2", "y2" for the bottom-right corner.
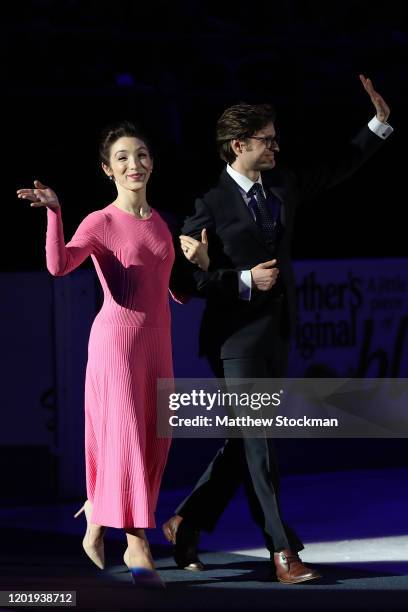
[{"x1": 359, "y1": 74, "x2": 390, "y2": 123}]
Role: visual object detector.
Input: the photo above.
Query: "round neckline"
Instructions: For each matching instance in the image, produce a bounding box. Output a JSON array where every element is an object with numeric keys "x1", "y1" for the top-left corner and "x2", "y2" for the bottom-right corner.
[{"x1": 109, "y1": 203, "x2": 154, "y2": 221}]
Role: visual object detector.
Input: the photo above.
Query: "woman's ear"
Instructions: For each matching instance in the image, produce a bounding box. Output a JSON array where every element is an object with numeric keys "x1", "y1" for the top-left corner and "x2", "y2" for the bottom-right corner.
[{"x1": 101, "y1": 163, "x2": 113, "y2": 179}]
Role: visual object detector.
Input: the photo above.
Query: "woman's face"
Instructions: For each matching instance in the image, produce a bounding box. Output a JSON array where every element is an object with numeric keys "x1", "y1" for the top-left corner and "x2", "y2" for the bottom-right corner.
[{"x1": 103, "y1": 136, "x2": 153, "y2": 192}]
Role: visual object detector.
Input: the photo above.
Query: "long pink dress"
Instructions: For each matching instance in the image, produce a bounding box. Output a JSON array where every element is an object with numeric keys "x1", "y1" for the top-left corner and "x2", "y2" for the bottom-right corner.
[{"x1": 46, "y1": 203, "x2": 174, "y2": 528}]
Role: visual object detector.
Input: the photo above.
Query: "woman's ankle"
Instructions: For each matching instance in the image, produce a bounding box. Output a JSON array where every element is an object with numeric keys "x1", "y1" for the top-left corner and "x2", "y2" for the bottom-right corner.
[{"x1": 86, "y1": 524, "x2": 105, "y2": 544}]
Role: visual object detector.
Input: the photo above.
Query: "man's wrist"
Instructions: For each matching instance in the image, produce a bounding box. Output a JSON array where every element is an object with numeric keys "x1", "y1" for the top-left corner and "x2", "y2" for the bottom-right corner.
[
  {"x1": 238, "y1": 270, "x2": 252, "y2": 300},
  {"x1": 368, "y1": 115, "x2": 393, "y2": 139}
]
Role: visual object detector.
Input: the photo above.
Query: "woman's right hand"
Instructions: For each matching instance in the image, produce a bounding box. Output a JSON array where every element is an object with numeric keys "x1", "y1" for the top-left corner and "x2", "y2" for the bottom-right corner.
[
  {"x1": 179, "y1": 228, "x2": 210, "y2": 271},
  {"x1": 16, "y1": 180, "x2": 60, "y2": 209}
]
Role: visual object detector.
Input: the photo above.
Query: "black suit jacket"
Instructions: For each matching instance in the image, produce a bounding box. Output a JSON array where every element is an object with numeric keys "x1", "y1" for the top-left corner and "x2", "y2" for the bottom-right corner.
[{"x1": 178, "y1": 125, "x2": 387, "y2": 359}]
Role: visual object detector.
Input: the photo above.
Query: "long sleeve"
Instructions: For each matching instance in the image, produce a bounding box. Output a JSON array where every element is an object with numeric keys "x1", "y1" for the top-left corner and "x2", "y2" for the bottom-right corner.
[
  {"x1": 179, "y1": 197, "x2": 239, "y2": 299},
  {"x1": 295, "y1": 124, "x2": 390, "y2": 204},
  {"x1": 46, "y1": 207, "x2": 105, "y2": 276}
]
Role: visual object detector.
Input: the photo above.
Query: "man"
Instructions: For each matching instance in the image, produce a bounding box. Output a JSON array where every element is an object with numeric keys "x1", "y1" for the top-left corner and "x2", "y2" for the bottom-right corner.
[{"x1": 164, "y1": 75, "x2": 393, "y2": 583}]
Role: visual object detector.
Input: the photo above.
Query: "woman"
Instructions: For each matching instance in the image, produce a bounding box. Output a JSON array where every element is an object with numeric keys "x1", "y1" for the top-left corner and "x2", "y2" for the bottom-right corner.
[{"x1": 17, "y1": 121, "x2": 209, "y2": 588}]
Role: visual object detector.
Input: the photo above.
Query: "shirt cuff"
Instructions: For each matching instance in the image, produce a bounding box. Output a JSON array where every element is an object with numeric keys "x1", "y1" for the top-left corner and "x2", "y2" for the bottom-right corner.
[
  {"x1": 239, "y1": 270, "x2": 252, "y2": 301},
  {"x1": 368, "y1": 115, "x2": 393, "y2": 139}
]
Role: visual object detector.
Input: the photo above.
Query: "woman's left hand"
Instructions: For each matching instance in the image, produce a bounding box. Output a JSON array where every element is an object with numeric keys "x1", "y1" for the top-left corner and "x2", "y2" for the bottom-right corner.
[{"x1": 180, "y1": 228, "x2": 209, "y2": 271}]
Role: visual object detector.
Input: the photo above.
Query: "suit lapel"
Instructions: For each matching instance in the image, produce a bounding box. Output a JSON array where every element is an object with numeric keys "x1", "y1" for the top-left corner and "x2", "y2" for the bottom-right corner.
[
  {"x1": 219, "y1": 169, "x2": 272, "y2": 251},
  {"x1": 263, "y1": 181, "x2": 287, "y2": 228},
  {"x1": 219, "y1": 169, "x2": 287, "y2": 252}
]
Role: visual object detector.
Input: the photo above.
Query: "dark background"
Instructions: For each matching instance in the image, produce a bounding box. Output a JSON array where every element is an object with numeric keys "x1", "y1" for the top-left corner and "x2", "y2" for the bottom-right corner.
[
  {"x1": 1, "y1": 0, "x2": 408, "y2": 502},
  {"x1": 4, "y1": 0, "x2": 407, "y2": 272}
]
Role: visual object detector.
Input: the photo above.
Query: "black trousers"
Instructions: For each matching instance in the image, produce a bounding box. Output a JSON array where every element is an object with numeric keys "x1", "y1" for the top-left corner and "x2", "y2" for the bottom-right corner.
[{"x1": 175, "y1": 348, "x2": 304, "y2": 553}]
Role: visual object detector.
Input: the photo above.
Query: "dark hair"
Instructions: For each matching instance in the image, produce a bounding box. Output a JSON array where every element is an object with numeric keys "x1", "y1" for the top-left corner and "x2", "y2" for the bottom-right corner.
[
  {"x1": 216, "y1": 103, "x2": 276, "y2": 164},
  {"x1": 99, "y1": 120, "x2": 153, "y2": 166}
]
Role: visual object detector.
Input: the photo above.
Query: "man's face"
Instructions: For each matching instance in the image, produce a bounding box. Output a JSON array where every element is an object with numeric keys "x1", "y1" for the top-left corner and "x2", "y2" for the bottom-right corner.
[{"x1": 235, "y1": 122, "x2": 279, "y2": 172}]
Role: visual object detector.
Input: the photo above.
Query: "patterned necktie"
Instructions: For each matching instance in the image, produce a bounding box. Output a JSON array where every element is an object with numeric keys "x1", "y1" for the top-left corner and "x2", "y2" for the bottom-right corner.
[{"x1": 249, "y1": 183, "x2": 279, "y2": 244}]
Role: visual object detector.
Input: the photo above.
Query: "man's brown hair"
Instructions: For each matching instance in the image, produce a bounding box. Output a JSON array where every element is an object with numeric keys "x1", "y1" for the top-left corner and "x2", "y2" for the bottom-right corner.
[{"x1": 216, "y1": 103, "x2": 276, "y2": 164}]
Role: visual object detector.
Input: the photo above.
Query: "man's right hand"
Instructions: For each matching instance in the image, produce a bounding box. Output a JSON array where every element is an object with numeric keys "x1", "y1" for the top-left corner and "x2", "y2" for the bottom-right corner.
[{"x1": 250, "y1": 259, "x2": 279, "y2": 291}]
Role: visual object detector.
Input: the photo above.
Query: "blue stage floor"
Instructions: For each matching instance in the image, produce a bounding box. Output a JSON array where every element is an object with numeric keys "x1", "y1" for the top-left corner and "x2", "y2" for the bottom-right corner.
[{"x1": 1, "y1": 467, "x2": 407, "y2": 610}]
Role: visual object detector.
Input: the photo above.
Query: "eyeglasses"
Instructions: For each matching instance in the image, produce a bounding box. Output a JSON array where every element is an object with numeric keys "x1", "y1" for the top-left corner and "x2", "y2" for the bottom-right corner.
[{"x1": 247, "y1": 135, "x2": 280, "y2": 149}]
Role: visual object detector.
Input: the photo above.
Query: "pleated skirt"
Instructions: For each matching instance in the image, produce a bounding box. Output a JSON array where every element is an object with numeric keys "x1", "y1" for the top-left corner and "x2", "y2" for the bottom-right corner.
[{"x1": 84, "y1": 321, "x2": 172, "y2": 528}]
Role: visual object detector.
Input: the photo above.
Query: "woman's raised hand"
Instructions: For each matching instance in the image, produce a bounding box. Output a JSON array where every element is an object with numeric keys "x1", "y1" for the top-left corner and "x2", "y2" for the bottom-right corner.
[
  {"x1": 179, "y1": 228, "x2": 209, "y2": 271},
  {"x1": 17, "y1": 180, "x2": 60, "y2": 209}
]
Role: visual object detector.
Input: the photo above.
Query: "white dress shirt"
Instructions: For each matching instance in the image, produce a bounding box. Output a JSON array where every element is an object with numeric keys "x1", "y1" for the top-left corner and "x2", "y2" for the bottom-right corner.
[{"x1": 227, "y1": 116, "x2": 393, "y2": 301}]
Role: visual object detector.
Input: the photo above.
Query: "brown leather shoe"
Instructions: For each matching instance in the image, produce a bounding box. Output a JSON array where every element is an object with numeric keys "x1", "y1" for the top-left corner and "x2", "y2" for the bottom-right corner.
[
  {"x1": 273, "y1": 549, "x2": 321, "y2": 584},
  {"x1": 162, "y1": 515, "x2": 205, "y2": 571}
]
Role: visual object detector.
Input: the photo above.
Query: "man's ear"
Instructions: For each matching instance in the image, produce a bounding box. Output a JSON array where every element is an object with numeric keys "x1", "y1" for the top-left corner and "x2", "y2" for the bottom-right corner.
[{"x1": 231, "y1": 139, "x2": 244, "y2": 156}]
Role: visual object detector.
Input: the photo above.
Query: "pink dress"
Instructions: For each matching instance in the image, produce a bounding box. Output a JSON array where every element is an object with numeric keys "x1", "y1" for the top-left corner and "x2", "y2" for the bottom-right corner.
[{"x1": 46, "y1": 203, "x2": 175, "y2": 528}]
